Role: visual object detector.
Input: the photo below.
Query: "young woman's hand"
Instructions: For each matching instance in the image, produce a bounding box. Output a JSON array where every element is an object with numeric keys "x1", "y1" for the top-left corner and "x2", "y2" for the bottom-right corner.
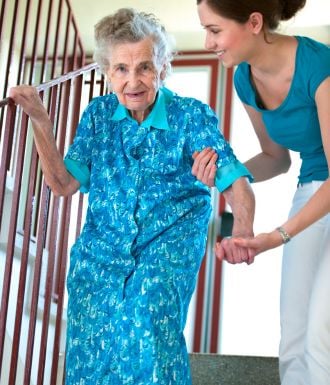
[
  {"x1": 215, "y1": 237, "x2": 256, "y2": 265},
  {"x1": 232, "y1": 231, "x2": 284, "y2": 256},
  {"x1": 192, "y1": 147, "x2": 217, "y2": 187}
]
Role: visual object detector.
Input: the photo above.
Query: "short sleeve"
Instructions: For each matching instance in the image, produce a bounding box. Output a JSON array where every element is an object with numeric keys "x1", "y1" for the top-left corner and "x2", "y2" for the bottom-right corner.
[
  {"x1": 185, "y1": 99, "x2": 253, "y2": 191},
  {"x1": 305, "y1": 40, "x2": 330, "y2": 97},
  {"x1": 186, "y1": 101, "x2": 234, "y2": 165},
  {"x1": 64, "y1": 158, "x2": 90, "y2": 193},
  {"x1": 215, "y1": 161, "x2": 253, "y2": 192}
]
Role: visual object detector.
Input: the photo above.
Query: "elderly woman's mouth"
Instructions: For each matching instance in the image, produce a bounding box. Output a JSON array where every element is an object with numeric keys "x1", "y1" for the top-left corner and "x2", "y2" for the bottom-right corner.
[{"x1": 126, "y1": 91, "x2": 146, "y2": 98}]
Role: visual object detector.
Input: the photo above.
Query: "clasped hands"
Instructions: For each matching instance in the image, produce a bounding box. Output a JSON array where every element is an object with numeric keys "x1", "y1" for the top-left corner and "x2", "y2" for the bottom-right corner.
[{"x1": 215, "y1": 235, "x2": 256, "y2": 265}]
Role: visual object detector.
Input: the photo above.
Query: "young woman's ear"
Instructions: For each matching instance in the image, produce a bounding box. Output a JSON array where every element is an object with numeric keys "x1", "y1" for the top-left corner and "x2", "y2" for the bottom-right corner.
[{"x1": 249, "y1": 12, "x2": 264, "y2": 34}]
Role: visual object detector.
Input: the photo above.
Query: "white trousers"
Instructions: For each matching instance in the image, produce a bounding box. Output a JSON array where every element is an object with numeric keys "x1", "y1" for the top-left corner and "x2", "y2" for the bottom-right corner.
[{"x1": 279, "y1": 181, "x2": 330, "y2": 385}]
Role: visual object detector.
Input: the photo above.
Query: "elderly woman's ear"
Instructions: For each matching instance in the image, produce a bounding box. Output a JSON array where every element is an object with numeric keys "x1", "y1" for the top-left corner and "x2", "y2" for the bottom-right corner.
[{"x1": 160, "y1": 67, "x2": 167, "y2": 81}]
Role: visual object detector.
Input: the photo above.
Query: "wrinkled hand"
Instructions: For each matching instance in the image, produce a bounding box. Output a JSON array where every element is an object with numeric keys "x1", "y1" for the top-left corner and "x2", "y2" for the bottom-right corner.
[
  {"x1": 9, "y1": 85, "x2": 48, "y2": 122},
  {"x1": 215, "y1": 236, "x2": 256, "y2": 265},
  {"x1": 192, "y1": 148, "x2": 217, "y2": 187}
]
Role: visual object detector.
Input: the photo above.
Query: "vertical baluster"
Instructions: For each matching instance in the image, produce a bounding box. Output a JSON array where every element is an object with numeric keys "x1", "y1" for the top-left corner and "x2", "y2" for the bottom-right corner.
[
  {"x1": 0, "y1": 101, "x2": 16, "y2": 375},
  {"x1": 0, "y1": 100, "x2": 16, "y2": 227},
  {"x1": 0, "y1": 111, "x2": 29, "y2": 373},
  {"x1": 8, "y1": 131, "x2": 40, "y2": 385},
  {"x1": 0, "y1": 0, "x2": 20, "y2": 138},
  {"x1": 51, "y1": 0, "x2": 64, "y2": 79}
]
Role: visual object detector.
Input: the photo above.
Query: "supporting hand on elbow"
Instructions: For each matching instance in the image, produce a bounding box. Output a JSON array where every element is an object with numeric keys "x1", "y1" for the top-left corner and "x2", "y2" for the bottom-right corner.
[{"x1": 192, "y1": 147, "x2": 218, "y2": 187}]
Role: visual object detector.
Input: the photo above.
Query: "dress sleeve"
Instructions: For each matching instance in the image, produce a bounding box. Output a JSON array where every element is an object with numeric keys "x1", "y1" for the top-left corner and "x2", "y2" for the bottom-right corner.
[
  {"x1": 215, "y1": 161, "x2": 252, "y2": 192},
  {"x1": 187, "y1": 100, "x2": 253, "y2": 192},
  {"x1": 64, "y1": 158, "x2": 90, "y2": 193}
]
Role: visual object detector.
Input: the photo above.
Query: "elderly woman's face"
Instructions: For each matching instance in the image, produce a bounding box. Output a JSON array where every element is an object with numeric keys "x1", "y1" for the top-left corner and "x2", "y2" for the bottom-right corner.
[{"x1": 107, "y1": 37, "x2": 164, "y2": 122}]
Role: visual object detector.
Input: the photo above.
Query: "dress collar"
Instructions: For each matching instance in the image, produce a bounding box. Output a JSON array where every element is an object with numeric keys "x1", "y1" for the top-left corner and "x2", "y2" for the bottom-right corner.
[{"x1": 111, "y1": 87, "x2": 174, "y2": 130}]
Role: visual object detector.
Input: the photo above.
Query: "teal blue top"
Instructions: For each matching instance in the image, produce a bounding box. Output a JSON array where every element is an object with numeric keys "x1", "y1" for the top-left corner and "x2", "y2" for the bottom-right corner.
[{"x1": 234, "y1": 36, "x2": 330, "y2": 183}]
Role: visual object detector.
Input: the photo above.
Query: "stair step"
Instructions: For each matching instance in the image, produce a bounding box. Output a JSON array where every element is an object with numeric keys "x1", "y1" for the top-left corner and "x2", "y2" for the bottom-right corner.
[{"x1": 189, "y1": 354, "x2": 280, "y2": 385}]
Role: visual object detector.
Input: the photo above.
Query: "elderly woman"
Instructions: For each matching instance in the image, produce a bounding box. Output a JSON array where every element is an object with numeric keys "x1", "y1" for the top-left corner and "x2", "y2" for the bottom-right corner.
[{"x1": 9, "y1": 8, "x2": 254, "y2": 385}]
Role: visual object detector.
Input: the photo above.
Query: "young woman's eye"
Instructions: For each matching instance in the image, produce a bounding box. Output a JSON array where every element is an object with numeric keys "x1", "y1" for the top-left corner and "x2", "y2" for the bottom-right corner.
[{"x1": 204, "y1": 26, "x2": 221, "y2": 35}]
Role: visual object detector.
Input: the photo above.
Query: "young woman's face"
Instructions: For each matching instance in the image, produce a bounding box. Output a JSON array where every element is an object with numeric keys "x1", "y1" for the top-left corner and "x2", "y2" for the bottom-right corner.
[
  {"x1": 197, "y1": 1, "x2": 255, "y2": 67},
  {"x1": 106, "y1": 37, "x2": 164, "y2": 122}
]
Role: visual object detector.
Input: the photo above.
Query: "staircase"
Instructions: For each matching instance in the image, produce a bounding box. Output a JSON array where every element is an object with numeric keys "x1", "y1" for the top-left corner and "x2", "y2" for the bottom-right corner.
[
  {"x1": 0, "y1": 1, "x2": 281, "y2": 384},
  {"x1": 190, "y1": 354, "x2": 280, "y2": 385}
]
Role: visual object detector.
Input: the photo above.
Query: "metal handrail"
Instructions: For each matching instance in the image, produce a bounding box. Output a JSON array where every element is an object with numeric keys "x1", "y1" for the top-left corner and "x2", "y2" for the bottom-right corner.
[{"x1": 0, "y1": 63, "x2": 100, "y2": 108}]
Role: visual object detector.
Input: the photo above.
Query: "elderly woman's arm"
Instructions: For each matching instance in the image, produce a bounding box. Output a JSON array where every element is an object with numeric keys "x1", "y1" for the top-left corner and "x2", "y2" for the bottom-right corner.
[
  {"x1": 215, "y1": 176, "x2": 256, "y2": 264},
  {"x1": 9, "y1": 86, "x2": 80, "y2": 196},
  {"x1": 222, "y1": 177, "x2": 255, "y2": 237},
  {"x1": 192, "y1": 149, "x2": 256, "y2": 263}
]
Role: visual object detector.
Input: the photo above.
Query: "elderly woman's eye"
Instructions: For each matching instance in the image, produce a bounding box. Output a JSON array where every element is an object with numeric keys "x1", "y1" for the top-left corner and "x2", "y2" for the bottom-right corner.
[
  {"x1": 140, "y1": 63, "x2": 153, "y2": 72},
  {"x1": 113, "y1": 65, "x2": 127, "y2": 75},
  {"x1": 118, "y1": 65, "x2": 127, "y2": 72}
]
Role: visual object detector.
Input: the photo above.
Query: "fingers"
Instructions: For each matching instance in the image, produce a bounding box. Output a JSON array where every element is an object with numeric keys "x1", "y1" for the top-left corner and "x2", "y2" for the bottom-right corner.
[
  {"x1": 9, "y1": 85, "x2": 45, "y2": 119},
  {"x1": 233, "y1": 238, "x2": 257, "y2": 250},
  {"x1": 216, "y1": 237, "x2": 256, "y2": 265},
  {"x1": 9, "y1": 85, "x2": 38, "y2": 101},
  {"x1": 214, "y1": 242, "x2": 225, "y2": 261},
  {"x1": 233, "y1": 237, "x2": 264, "y2": 264},
  {"x1": 246, "y1": 248, "x2": 256, "y2": 265},
  {"x1": 192, "y1": 147, "x2": 218, "y2": 187}
]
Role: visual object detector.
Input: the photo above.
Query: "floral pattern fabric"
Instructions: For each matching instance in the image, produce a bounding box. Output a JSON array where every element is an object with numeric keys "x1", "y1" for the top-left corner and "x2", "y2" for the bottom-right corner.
[{"x1": 64, "y1": 88, "x2": 241, "y2": 384}]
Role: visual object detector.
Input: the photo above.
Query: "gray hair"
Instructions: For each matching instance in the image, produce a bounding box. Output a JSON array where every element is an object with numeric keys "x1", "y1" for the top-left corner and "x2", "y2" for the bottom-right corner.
[{"x1": 93, "y1": 8, "x2": 175, "y2": 79}]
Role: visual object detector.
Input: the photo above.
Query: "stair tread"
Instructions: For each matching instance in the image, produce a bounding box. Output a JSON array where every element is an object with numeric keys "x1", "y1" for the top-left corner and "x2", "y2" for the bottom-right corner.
[{"x1": 189, "y1": 354, "x2": 280, "y2": 385}]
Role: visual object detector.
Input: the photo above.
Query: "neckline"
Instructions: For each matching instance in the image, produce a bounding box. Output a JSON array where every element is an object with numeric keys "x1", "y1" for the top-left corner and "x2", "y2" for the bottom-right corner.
[{"x1": 248, "y1": 36, "x2": 300, "y2": 112}]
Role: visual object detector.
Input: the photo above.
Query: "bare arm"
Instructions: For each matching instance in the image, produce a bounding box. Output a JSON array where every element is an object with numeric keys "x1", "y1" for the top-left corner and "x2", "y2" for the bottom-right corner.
[
  {"x1": 191, "y1": 105, "x2": 291, "y2": 186},
  {"x1": 222, "y1": 177, "x2": 255, "y2": 238},
  {"x1": 9, "y1": 86, "x2": 80, "y2": 196},
  {"x1": 192, "y1": 149, "x2": 255, "y2": 236},
  {"x1": 284, "y1": 77, "x2": 330, "y2": 234},
  {"x1": 235, "y1": 77, "x2": 330, "y2": 254},
  {"x1": 215, "y1": 176, "x2": 256, "y2": 264},
  {"x1": 243, "y1": 104, "x2": 291, "y2": 182}
]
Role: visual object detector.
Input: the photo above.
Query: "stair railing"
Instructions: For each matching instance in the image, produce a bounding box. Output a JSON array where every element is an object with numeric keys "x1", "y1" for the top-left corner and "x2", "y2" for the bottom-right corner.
[
  {"x1": 0, "y1": 62, "x2": 106, "y2": 385},
  {"x1": 0, "y1": 1, "x2": 108, "y2": 384}
]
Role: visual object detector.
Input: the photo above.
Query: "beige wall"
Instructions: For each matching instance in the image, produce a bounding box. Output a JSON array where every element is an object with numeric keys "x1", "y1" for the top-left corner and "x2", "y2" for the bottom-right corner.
[{"x1": 70, "y1": 0, "x2": 330, "y2": 55}]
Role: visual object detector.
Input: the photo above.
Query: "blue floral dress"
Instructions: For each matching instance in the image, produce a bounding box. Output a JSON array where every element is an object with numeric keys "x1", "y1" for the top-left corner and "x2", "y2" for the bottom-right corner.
[{"x1": 63, "y1": 87, "x2": 251, "y2": 385}]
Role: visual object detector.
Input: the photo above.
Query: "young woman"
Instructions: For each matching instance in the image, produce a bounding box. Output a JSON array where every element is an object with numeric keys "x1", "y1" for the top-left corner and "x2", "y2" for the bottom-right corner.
[{"x1": 194, "y1": 1, "x2": 330, "y2": 384}]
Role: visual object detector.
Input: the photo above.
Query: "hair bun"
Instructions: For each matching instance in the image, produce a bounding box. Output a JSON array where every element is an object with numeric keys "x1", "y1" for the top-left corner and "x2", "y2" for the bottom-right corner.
[{"x1": 280, "y1": 0, "x2": 306, "y2": 21}]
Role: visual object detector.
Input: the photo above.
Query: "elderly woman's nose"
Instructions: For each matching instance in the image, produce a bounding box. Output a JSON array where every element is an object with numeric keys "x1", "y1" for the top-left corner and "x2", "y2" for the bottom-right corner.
[{"x1": 127, "y1": 70, "x2": 141, "y2": 84}]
